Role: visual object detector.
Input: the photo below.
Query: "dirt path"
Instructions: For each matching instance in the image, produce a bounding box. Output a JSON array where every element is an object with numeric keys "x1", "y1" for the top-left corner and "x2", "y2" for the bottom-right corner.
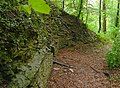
[{"x1": 48, "y1": 43, "x2": 120, "y2": 88}]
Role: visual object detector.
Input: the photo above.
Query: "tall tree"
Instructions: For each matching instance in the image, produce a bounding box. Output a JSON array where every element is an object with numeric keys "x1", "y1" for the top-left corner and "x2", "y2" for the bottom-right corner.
[
  {"x1": 102, "y1": 0, "x2": 107, "y2": 33},
  {"x1": 77, "y1": 0, "x2": 83, "y2": 18},
  {"x1": 62, "y1": 0, "x2": 65, "y2": 11},
  {"x1": 85, "y1": 0, "x2": 89, "y2": 24},
  {"x1": 98, "y1": 0, "x2": 102, "y2": 33},
  {"x1": 115, "y1": 0, "x2": 120, "y2": 27}
]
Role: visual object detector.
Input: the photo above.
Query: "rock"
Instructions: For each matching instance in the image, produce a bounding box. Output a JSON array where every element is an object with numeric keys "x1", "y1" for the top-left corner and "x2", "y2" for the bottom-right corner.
[
  {"x1": 53, "y1": 68, "x2": 60, "y2": 71},
  {"x1": 69, "y1": 68, "x2": 74, "y2": 73}
]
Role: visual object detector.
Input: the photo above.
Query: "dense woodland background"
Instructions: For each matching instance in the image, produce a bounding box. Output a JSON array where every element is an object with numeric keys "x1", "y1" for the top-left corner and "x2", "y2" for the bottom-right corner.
[
  {"x1": 0, "y1": 0, "x2": 120, "y2": 88},
  {"x1": 52, "y1": 0, "x2": 120, "y2": 68}
]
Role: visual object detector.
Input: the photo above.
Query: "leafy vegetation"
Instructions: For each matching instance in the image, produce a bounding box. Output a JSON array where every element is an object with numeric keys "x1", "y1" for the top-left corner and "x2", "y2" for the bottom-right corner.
[
  {"x1": 107, "y1": 33, "x2": 120, "y2": 68},
  {"x1": 19, "y1": 0, "x2": 50, "y2": 14}
]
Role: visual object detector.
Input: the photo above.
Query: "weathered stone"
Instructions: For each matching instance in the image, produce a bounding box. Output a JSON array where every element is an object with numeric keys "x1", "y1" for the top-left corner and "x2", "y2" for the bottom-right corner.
[{"x1": 8, "y1": 49, "x2": 53, "y2": 88}]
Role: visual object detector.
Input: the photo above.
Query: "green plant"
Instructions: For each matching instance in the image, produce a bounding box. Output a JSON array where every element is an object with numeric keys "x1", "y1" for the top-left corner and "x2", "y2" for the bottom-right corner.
[
  {"x1": 19, "y1": 0, "x2": 50, "y2": 14},
  {"x1": 107, "y1": 33, "x2": 120, "y2": 68}
]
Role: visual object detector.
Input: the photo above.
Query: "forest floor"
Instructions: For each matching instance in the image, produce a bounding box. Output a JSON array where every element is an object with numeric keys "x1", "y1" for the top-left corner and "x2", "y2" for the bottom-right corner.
[{"x1": 48, "y1": 42, "x2": 120, "y2": 88}]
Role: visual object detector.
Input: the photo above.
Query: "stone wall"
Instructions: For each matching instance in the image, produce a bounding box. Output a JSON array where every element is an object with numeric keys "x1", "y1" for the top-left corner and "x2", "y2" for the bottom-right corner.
[{"x1": 7, "y1": 48, "x2": 53, "y2": 88}]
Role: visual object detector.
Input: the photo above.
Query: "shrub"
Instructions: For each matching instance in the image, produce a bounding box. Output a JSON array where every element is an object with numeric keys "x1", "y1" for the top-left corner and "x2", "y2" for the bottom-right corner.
[{"x1": 107, "y1": 32, "x2": 120, "y2": 68}]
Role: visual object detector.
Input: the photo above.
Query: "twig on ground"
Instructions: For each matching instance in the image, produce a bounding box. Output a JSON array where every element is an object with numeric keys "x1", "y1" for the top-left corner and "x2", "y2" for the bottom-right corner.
[
  {"x1": 53, "y1": 57, "x2": 73, "y2": 68},
  {"x1": 90, "y1": 66, "x2": 110, "y2": 77}
]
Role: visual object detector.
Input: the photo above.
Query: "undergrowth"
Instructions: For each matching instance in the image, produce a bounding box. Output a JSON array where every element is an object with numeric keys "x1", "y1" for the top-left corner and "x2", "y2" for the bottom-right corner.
[{"x1": 107, "y1": 33, "x2": 120, "y2": 68}]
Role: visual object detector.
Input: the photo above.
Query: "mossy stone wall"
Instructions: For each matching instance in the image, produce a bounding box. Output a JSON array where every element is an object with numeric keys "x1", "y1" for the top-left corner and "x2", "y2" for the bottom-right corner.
[
  {"x1": 7, "y1": 48, "x2": 53, "y2": 88},
  {"x1": 0, "y1": 1, "x2": 98, "y2": 88}
]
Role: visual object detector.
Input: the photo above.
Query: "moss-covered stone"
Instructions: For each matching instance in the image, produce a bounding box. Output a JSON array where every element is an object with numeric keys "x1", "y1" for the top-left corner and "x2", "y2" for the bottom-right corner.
[
  {"x1": 8, "y1": 49, "x2": 53, "y2": 88},
  {"x1": 0, "y1": 1, "x2": 99, "y2": 88}
]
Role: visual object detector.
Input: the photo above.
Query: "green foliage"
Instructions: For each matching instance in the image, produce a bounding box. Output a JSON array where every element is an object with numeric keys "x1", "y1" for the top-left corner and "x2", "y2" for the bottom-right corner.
[
  {"x1": 107, "y1": 33, "x2": 120, "y2": 68},
  {"x1": 95, "y1": 27, "x2": 119, "y2": 43},
  {"x1": 108, "y1": 27, "x2": 119, "y2": 40},
  {"x1": 28, "y1": 0, "x2": 50, "y2": 14},
  {"x1": 51, "y1": 0, "x2": 80, "y2": 16},
  {"x1": 19, "y1": 0, "x2": 51, "y2": 14},
  {"x1": 19, "y1": 5, "x2": 31, "y2": 14}
]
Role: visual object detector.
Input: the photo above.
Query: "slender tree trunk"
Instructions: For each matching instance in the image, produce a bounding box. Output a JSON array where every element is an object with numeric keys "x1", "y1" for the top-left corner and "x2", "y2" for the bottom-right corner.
[
  {"x1": 77, "y1": 0, "x2": 83, "y2": 18},
  {"x1": 102, "y1": 0, "x2": 107, "y2": 33},
  {"x1": 62, "y1": 0, "x2": 65, "y2": 11},
  {"x1": 85, "y1": 0, "x2": 88, "y2": 24},
  {"x1": 115, "y1": 0, "x2": 120, "y2": 27},
  {"x1": 98, "y1": 0, "x2": 102, "y2": 33}
]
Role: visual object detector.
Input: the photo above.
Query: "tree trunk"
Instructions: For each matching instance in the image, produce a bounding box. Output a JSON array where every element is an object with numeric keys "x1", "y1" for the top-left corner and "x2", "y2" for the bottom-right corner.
[
  {"x1": 85, "y1": 0, "x2": 89, "y2": 24},
  {"x1": 77, "y1": 0, "x2": 83, "y2": 18},
  {"x1": 102, "y1": 0, "x2": 107, "y2": 33},
  {"x1": 62, "y1": 0, "x2": 65, "y2": 11},
  {"x1": 98, "y1": 0, "x2": 102, "y2": 33},
  {"x1": 115, "y1": 0, "x2": 120, "y2": 27}
]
